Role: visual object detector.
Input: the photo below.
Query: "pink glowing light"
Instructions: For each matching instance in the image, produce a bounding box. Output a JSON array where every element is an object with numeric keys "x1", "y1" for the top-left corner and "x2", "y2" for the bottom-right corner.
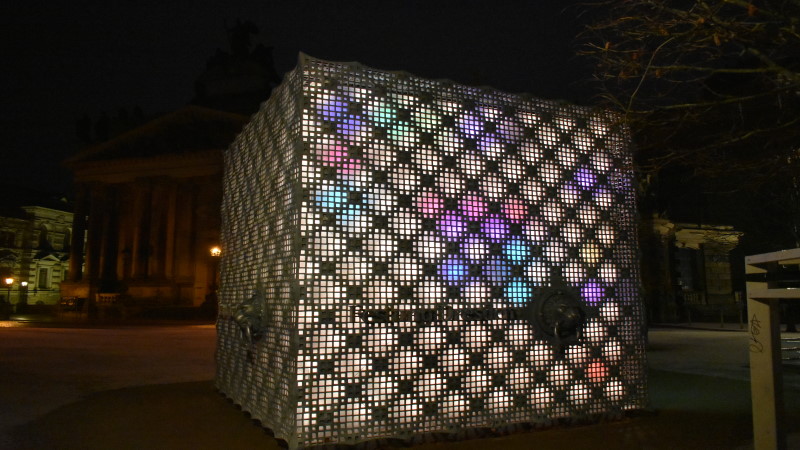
[
  {"x1": 503, "y1": 197, "x2": 527, "y2": 223},
  {"x1": 415, "y1": 192, "x2": 444, "y2": 217},
  {"x1": 586, "y1": 360, "x2": 608, "y2": 383},
  {"x1": 459, "y1": 194, "x2": 487, "y2": 219},
  {"x1": 317, "y1": 143, "x2": 348, "y2": 166}
]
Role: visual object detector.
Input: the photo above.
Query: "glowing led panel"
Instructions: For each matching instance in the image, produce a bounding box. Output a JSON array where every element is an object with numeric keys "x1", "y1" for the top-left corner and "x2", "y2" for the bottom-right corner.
[{"x1": 217, "y1": 54, "x2": 645, "y2": 450}]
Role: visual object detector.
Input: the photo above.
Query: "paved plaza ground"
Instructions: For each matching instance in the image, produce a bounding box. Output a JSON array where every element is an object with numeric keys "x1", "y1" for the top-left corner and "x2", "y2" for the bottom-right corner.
[{"x1": 1, "y1": 321, "x2": 799, "y2": 449}]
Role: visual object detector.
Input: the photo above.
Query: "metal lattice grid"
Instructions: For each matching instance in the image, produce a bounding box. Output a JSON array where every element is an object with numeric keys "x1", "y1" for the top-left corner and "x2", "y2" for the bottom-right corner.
[{"x1": 217, "y1": 54, "x2": 646, "y2": 449}]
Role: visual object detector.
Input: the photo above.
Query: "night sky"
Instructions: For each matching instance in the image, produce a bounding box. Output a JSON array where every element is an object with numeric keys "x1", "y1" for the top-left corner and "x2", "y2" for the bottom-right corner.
[{"x1": 2, "y1": 1, "x2": 595, "y2": 195}]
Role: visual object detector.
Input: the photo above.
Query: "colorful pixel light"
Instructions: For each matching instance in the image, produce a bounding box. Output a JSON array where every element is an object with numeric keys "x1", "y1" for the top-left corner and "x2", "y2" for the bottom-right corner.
[{"x1": 217, "y1": 54, "x2": 646, "y2": 449}]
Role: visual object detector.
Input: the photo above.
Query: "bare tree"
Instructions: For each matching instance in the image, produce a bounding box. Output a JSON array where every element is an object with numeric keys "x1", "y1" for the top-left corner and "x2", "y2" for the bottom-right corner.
[{"x1": 579, "y1": 0, "x2": 800, "y2": 245}]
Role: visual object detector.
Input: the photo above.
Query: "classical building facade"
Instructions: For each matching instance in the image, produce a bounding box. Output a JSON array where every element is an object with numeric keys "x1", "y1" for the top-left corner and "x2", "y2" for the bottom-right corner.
[
  {"x1": 0, "y1": 187, "x2": 73, "y2": 308},
  {"x1": 640, "y1": 215, "x2": 743, "y2": 323},
  {"x1": 61, "y1": 106, "x2": 247, "y2": 308}
]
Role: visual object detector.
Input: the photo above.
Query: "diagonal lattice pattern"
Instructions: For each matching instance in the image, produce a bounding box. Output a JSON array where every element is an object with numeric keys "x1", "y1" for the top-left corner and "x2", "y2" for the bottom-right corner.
[{"x1": 217, "y1": 54, "x2": 646, "y2": 449}]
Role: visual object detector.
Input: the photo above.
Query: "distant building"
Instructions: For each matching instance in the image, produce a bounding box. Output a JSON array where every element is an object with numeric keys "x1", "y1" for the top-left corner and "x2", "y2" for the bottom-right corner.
[
  {"x1": 640, "y1": 215, "x2": 743, "y2": 323},
  {"x1": 0, "y1": 186, "x2": 73, "y2": 308},
  {"x1": 61, "y1": 106, "x2": 248, "y2": 309}
]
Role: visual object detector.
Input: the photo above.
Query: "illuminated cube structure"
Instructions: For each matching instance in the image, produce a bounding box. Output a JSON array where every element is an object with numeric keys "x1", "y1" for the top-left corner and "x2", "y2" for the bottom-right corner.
[{"x1": 217, "y1": 54, "x2": 646, "y2": 449}]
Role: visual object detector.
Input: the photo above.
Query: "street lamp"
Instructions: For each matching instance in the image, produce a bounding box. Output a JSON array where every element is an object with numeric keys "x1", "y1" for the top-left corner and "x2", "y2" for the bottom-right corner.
[
  {"x1": 4, "y1": 277, "x2": 12, "y2": 304},
  {"x1": 18, "y1": 281, "x2": 28, "y2": 313},
  {"x1": 209, "y1": 246, "x2": 221, "y2": 292}
]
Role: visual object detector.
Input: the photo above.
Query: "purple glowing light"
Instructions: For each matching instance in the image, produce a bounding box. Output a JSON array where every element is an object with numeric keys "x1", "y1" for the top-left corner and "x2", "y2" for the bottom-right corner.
[
  {"x1": 478, "y1": 134, "x2": 503, "y2": 158},
  {"x1": 582, "y1": 280, "x2": 605, "y2": 305},
  {"x1": 457, "y1": 112, "x2": 483, "y2": 138},
  {"x1": 338, "y1": 118, "x2": 368, "y2": 140},
  {"x1": 482, "y1": 215, "x2": 509, "y2": 242},
  {"x1": 575, "y1": 167, "x2": 597, "y2": 189},
  {"x1": 438, "y1": 213, "x2": 467, "y2": 239}
]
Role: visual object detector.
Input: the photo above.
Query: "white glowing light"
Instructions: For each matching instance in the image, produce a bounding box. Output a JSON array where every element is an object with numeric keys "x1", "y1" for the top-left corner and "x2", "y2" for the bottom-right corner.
[
  {"x1": 487, "y1": 390, "x2": 512, "y2": 412},
  {"x1": 441, "y1": 348, "x2": 469, "y2": 373},
  {"x1": 530, "y1": 387, "x2": 554, "y2": 410},
  {"x1": 413, "y1": 147, "x2": 441, "y2": 173},
  {"x1": 547, "y1": 362, "x2": 572, "y2": 388},
  {"x1": 364, "y1": 376, "x2": 397, "y2": 403},
  {"x1": 391, "y1": 351, "x2": 422, "y2": 376},
  {"x1": 463, "y1": 325, "x2": 490, "y2": 350},
  {"x1": 465, "y1": 369, "x2": 490, "y2": 394},
  {"x1": 389, "y1": 211, "x2": 421, "y2": 236},
  {"x1": 566, "y1": 344, "x2": 590, "y2": 367},
  {"x1": 437, "y1": 169, "x2": 466, "y2": 197},
  {"x1": 487, "y1": 344, "x2": 511, "y2": 370},
  {"x1": 600, "y1": 262, "x2": 619, "y2": 283},
  {"x1": 390, "y1": 397, "x2": 421, "y2": 424},
  {"x1": 568, "y1": 384, "x2": 591, "y2": 406},
  {"x1": 416, "y1": 372, "x2": 445, "y2": 399},
  {"x1": 364, "y1": 327, "x2": 397, "y2": 354},
  {"x1": 604, "y1": 378, "x2": 626, "y2": 402},
  {"x1": 417, "y1": 233, "x2": 446, "y2": 261},
  {"x1": 389, "y1": 257, "x2": 421, "y2": 282},
  {"x1": 306, "y1": 380, "x2": 344, "y2": 407},
  {"x1": 564, "y1": 262, "x2": 587, "y2": 284},
  {"x1": 603, "y1": 339, "x2": 623, "y2": 362},
  {"x1": 462, "y1": 238, "x2": 489, "y2": 262},
  {"x1": 441, "y1": 394, "x2": 467, "y2": 417},
  {"x1": 459, "y1": 151, "x2": 484, "y2": 178},
  {"x1": 415, "y1": 326, "x2": 445, "y2": 348},
  {"x1": 390, "y1": 165, "x2": 419, "y2": 192},
  {"x1": 600, "y1": 301, "x2": 621, "y2": 322}
]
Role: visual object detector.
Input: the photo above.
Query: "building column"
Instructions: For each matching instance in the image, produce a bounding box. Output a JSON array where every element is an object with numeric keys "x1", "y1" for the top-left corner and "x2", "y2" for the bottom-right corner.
[
  {"x1": 98, "y1": 185, "x2": 120, "y2": 290},
  {"x1": 68, "y1": 184, "x2": 88, "y2": 282},
  {"x1": 132, "y1": 178, "x2": 152, "y2": 279}
]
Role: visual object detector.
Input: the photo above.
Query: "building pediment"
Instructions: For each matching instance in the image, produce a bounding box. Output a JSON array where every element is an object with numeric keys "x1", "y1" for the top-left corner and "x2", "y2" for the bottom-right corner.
[
  {"x1": 34, "y1": 252, "x2": 63, "y2": 262},
  {"x1": 66, "y1": 106, "x2": 248, "y2": 167}
]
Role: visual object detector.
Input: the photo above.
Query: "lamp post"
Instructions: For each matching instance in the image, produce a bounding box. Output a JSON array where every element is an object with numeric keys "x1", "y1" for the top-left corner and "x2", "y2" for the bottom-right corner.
[
  {"x1": 18, "y1": 281, "x2": 28, "y2": 313},
  {"x1": 209, "y1": 246, "x2": 221, "y2": 291},
  {"x1": 1, "y1": 278, "x2": 10, "y2": 319},
  {"x1": 4, "y1": 277, "x2": 12, "y2": 303}
]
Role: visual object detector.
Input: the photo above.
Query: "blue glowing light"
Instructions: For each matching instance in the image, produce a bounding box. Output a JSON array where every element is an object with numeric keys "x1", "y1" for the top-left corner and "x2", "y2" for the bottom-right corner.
[
  {"x1": 440, "y1": 258, "x2": 468, "y2": 284},
  {"x1": 503, "y1": 238, "x2": 531, "y2": 263},
  {"x1": 338, "y1": 205, "x2": 364, "y2": 227},
  {"x1": 338, "y1": 118, "x2": 367, "y2": 139},
  {"x1": 315, "y1": 186, "x2": 348, "y2": 211},
  {"x1": 316, "y1": 96, "x2": 347, "y2": 121},
  {"x1": 504, "y1": 279, "x2": 532, "y2": 304},
  {"x1": 483, "y1": 259, "x2": 510, "y2": 286}
]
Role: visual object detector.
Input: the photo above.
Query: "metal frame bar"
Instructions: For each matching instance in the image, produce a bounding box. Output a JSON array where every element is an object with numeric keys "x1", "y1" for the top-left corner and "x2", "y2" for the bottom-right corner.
[{"x1": 745, "y1": 248, "x2": 800, "y2": 450}]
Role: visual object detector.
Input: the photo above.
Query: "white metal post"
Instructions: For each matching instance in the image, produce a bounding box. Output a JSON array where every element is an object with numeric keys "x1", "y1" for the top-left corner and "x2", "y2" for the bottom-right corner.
[{"x1": 744, "y1": 249, "x2": 800, "y2": 450}]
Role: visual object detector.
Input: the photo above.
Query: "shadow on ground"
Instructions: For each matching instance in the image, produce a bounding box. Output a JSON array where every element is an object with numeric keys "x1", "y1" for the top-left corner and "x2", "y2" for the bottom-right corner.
[{"x1": 12, "y1": 370, "x2": 800, "y2": 450}]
